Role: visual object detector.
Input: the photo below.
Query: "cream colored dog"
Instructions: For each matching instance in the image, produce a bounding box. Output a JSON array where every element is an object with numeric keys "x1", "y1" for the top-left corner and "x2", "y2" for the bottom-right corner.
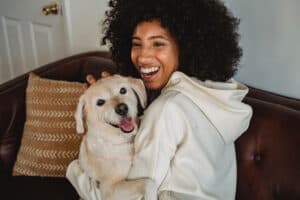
[{"x1": 75, "y1": 73, "x2": 156, "y2": 200}]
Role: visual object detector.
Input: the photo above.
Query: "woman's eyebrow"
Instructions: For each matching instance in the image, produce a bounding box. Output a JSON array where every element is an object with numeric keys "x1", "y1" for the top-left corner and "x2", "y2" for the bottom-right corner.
[
  {"x1": 132, "y1": 35, "x2": 167, "y2": 40},
  {"x1": 149, "y1": 35, "x2": 167, "y2": 40}
]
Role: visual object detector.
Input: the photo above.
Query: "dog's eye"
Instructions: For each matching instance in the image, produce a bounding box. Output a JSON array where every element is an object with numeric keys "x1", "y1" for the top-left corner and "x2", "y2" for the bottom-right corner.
[
  {"x1": 120, "y1": 87, "x2": 127, "y2": 95},
  {"x1": 96, "y1": 99, "x2": 105, "y2": 106}
]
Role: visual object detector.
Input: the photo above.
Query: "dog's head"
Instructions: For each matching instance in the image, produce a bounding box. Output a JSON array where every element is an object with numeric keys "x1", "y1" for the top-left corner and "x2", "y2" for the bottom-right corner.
[{"x1": 75, "y1": 74, "x2": 147, "y2": 138}]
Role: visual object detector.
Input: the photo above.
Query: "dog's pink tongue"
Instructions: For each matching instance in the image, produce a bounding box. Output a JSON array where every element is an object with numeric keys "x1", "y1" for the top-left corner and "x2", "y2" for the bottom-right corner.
[{"x1": 119, "y1": 117, "x2": 135, "y2": 133}]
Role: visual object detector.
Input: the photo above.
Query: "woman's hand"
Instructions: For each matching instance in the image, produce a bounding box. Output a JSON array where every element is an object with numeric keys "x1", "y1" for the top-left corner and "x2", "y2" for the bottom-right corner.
[{"x1": 66, "y1": 160, "x2": 102, "y2": 200}]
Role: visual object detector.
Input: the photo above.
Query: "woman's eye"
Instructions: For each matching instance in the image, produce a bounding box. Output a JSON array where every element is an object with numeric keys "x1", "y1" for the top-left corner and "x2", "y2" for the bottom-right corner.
[
  {"x1": 120, "y1": 87, "x2": 127, "y2": 94},
  {"x1": 96, "y1": 99, "x2": 105, "y2": 106},
  {"x1": 153, "y1": 42, "x2": 165, "y2": 47},
  {"x1": 132, "y1": 42, "x2": 141, "y2": 47}
]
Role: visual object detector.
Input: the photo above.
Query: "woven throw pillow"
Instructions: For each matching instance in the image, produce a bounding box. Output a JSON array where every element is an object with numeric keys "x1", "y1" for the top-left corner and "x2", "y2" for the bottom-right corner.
[{"x1": 13, "y1": 73, "x2": 86, "y2": 177}]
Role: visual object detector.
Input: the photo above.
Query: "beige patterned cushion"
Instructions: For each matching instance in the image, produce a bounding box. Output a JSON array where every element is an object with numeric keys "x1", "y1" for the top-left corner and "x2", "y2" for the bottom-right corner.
[{"x1": 13, "y1": 73, "x2": 86, "y2": 177}]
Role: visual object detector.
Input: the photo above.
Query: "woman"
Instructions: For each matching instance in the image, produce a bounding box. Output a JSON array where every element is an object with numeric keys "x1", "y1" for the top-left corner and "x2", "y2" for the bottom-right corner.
[{"x1": 67, "y1": 0, "x2": 252, "y2": 199}]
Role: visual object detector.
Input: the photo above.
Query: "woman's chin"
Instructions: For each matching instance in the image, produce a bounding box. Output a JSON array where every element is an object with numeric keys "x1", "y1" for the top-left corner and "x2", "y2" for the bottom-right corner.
[
  {"x1": 144, "y1": 79, "x2": 167, "y2": 90},
  {"x1": 141, "y1": 72, "x2": 161, "y2": 90}
]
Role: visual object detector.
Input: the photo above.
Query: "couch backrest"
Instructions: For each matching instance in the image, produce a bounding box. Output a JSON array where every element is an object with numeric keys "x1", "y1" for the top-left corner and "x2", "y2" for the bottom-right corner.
[{"x1": 235, "y1": 96, "x2": 300, "y2": 200}]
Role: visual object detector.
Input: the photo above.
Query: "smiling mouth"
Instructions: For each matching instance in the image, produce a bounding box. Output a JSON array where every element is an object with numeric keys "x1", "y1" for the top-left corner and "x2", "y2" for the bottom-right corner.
[
  {"x1": 139, "y1": 67, "x2": 160, "y2": 78},
  {"x1": 108, "y1": 117, "x2": 135, "y2": 133}
]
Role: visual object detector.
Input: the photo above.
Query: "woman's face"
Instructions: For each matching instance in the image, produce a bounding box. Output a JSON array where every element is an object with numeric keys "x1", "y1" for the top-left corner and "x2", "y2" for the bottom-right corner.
[{"x1": 131, "y1": 20, "x2": 179, "y2": 90}]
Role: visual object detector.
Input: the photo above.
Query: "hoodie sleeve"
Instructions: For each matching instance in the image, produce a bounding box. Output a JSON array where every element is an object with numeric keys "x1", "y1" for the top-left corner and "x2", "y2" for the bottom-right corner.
[{"x1": 127, "y1": 93, "x2": 185, "y2": 186}]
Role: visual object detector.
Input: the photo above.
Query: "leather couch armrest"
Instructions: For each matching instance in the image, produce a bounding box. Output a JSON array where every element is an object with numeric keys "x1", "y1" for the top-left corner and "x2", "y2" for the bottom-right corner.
[{"x1": 0, "y1": 81, "x2": 27, "y2": 176}]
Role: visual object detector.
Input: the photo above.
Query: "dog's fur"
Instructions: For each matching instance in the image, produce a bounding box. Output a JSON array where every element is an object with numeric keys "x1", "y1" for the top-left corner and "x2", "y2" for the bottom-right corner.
[{"x1": 75, "y1": 74, "x2": 156, "y2": 200}]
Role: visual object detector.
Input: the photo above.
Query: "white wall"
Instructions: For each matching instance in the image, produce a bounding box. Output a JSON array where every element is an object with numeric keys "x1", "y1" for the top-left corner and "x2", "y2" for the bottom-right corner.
[
  {"x1": 64, "y1": 0, "x2": 109, "y2": 54},
  {"x1": 65, "y1": 0, "x2": 300, "y2": 99},
  {"x1": 224, "y1": 0, "x2": 300, "y2": 99}
]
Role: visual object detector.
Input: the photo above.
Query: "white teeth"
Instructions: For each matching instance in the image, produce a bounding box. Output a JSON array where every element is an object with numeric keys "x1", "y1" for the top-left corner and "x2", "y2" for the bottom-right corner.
[{"x1": 140, "y1": 67, "x2": 159, "y2": 74}]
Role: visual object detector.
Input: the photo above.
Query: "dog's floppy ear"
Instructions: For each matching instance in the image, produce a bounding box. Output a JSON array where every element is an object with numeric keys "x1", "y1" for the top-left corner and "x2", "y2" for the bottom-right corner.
[
  {"x1": 75, "y1": 95, "x2": 86, "y2": 134},
  {"x1": 128, "y1": 77, "x2": 147, "y2": 109}
]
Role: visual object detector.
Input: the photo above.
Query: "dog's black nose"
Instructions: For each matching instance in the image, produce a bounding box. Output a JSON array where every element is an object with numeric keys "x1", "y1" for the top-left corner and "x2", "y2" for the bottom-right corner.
[{"x1": 115, "y1": 103, "x2": 128, "y2": 116}]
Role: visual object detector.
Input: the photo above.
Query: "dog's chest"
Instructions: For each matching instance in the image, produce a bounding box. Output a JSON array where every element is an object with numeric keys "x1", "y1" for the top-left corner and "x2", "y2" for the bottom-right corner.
[
  {"x1": 86, "y1": 136, "x2": 134, "y2": 158},
  {"x1": 82, "y1": 136, "x2": 134, "y2": 181}
]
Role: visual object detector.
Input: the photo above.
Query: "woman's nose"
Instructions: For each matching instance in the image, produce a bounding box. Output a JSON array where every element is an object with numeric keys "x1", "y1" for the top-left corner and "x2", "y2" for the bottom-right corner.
[{"x1": 137, "y1": 46, "x2": 153, "y2": 63}]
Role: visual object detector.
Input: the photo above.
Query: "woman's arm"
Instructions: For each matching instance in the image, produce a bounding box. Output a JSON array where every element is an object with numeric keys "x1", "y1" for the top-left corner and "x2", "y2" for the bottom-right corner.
[
  {"x1": 66, "y1": 160, "x2": 102, "y2": 200},
  {"x1": 127, "y1": 96, "x2": 185, "y2": 187}
]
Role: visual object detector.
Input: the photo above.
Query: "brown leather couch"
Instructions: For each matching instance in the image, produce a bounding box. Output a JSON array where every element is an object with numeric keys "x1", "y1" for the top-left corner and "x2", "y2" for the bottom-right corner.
[{"x1": 1, "y1": 52, "x2": 300, "y2": 200}]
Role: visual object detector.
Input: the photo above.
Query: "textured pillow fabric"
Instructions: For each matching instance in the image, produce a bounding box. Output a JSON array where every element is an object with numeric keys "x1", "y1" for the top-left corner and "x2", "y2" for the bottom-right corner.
[{"x1": 13, "y1": 73, "x2": 86, "y2": 177}]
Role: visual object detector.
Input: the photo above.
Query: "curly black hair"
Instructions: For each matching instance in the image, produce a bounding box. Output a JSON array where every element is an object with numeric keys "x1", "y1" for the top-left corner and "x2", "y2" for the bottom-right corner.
[{"x1": 102, "y1": 0, "x2": 242, "y2": 82}]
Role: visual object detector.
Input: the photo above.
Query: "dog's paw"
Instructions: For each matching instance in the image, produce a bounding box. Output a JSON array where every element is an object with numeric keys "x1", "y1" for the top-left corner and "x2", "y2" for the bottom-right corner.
[{"x1": 143, "y1": 179, "x2": 157, "y2": 200}]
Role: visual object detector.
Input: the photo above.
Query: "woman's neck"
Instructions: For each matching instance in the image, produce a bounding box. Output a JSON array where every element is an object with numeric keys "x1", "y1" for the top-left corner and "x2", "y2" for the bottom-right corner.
[{"x1": 146, "y1": 89, "x2": 161, "y2": 105}]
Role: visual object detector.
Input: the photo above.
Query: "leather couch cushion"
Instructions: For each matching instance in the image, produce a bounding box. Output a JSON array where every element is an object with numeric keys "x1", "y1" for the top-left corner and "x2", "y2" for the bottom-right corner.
[
  {"x1": 12, "y1": 73, "x2": 85, "y2": 177},
  {"x1": 2, "y1": 176, "x2": 79, "y2": 200}
]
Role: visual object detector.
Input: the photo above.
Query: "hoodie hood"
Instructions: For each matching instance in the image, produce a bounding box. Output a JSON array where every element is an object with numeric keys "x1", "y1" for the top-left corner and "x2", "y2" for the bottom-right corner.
[{"x1": 162, "y1": 71, "x2": 252, "y2": 143}]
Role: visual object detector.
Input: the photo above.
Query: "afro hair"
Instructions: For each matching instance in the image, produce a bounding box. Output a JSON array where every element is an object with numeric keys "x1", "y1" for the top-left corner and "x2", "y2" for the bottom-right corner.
[{"x1": 102, "y1": 0, "x2": 242, "y2": 82}]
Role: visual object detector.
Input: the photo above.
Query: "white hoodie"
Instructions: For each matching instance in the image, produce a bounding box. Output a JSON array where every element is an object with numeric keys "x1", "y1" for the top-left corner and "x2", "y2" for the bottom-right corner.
[
  {"x1": 66, "y1": 71, "x2": 252, "y2": 200},
  {"x1": 127, "y1": 71, "x2": 252, "y2": 199}
]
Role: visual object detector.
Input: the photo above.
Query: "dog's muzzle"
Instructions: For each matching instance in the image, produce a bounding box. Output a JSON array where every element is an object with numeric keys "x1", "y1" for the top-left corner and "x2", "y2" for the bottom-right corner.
[
  {"x1": 109, "y1": 116, "x2": 135, "y2": 133},
  {"x1": 115, "y1": 103, "x2": 128, "y2": 116},
  {"x1": 109, "y1": 103, "x2": 135, "y2": 133}
]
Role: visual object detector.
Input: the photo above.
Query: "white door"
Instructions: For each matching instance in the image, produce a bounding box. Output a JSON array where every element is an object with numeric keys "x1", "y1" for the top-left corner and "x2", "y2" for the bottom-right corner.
[{"x1": 0, "y1": 0, "x2": 69, "y2": 84}]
